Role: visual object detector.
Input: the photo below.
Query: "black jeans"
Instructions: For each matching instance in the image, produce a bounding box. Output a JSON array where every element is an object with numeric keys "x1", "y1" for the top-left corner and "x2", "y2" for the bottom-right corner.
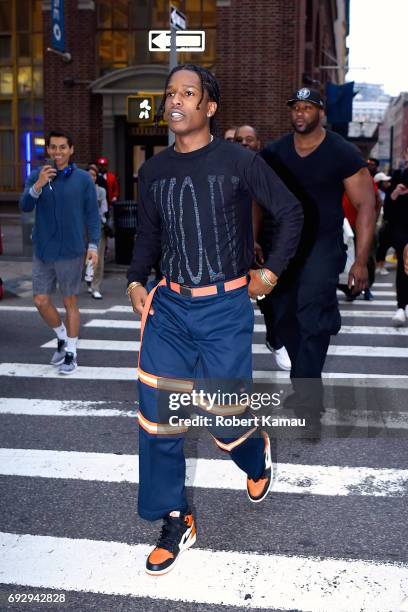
[
  {"x1": 257, "y1": 292, "x2": 283, "y2": 350},
  {"x1": 268, "y1": 234, "x2": 347, "y2": 411},
  {"x1": 376, "y1": 220, "x2": 392, "y2": 262}
]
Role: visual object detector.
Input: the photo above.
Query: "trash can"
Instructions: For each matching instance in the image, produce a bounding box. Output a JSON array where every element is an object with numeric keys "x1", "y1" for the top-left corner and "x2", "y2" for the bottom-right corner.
[
  {"x1": 21, "y1": 210, "x2": 35, "y2": 257},
  {"x1": 113, "y1": 200, "x2": 138, "y2": 265}
]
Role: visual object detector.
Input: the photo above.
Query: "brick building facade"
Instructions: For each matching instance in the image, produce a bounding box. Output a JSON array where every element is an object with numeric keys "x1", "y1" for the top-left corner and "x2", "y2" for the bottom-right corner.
[
  {"x1": 42, "y1": 0, "x2": 102, "y2": 164},
  {"x1": 1, "y1": 0, "x2": 349, "y2": 199},
  {"x1": 216, "y1": 0, "x2": 348, "y2": 144}
]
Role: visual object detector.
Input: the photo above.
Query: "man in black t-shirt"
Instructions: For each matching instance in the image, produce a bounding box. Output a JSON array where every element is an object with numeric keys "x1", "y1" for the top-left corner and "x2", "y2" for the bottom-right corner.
[
  {"x1": 261, "y1": 88, "x2": 376, "y2": 433},
  {"x1": 126, "y1": 65, "x2": 303, "y2": 576}
]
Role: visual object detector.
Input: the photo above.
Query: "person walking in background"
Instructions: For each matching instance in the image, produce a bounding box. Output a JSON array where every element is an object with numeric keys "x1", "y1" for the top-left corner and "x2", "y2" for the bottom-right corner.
[
  {"x1": 87, "y1": 166, "x2": 108, "y2": 300},
  {"x1": 223, "y1": 126, "x2": 237, "y2": 142},
  {"x1": 374, "y1": 171, "x2": 392, "y2": 276},
  {"x1": 388, "y1": 167, "x2": 408, "y2": 326},
  {"x1": 97, "y1": 157, "x2": 120, "y2": 205},
  {"x1": 20, "y1": 130, "x2": 100, "y2": 374},
  {"x1": 89, "y1": 162, "x2": 108, "y2": 194},
  {"x1": 235, "y1": 124, "x2": 291, "y2": 371},
  {"x1": 367, "y1": 157, "x2": 380, "y2": 178},
  {"x1": 261, "y1": 88, "x2": 376, "y2": 436}
]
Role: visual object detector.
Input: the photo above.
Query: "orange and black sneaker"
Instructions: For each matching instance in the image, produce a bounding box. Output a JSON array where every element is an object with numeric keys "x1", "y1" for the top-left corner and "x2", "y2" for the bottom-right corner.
[
  {"x1": 145, "y1": 510, "x2": 196, "y2": 576},
  {"x1": 247, "y1": 431, "x2": 273, "y2": 503}
]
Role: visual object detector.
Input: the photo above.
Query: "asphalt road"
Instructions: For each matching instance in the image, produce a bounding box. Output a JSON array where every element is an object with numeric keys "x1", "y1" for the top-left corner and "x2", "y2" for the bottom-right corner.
[{"x1": 0, "y1": 272, "x2": 407, "y2": 612}]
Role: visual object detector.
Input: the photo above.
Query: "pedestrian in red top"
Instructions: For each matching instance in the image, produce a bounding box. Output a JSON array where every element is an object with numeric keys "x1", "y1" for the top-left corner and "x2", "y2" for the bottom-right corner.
[{"x1": 97, "y1": 157, "x2": 120, "y2": 205}]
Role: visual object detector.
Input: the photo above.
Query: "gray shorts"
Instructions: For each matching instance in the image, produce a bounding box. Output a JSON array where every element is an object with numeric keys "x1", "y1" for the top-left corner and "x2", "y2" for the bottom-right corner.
[{"x1": 32, "y1": 255, "x2": 83, "y2": 297}]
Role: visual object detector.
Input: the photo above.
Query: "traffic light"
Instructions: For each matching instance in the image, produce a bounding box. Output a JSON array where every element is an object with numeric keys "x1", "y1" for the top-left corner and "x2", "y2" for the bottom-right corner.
[{"x1": 127, "y1": 95, "x2": 155, "y2": 125}]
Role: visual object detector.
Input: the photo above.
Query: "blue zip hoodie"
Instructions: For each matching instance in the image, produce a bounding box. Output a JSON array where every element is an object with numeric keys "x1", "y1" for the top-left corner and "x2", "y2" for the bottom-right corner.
[{"x1": 20, "y1": 164, "x2": 100, "y2": 263}]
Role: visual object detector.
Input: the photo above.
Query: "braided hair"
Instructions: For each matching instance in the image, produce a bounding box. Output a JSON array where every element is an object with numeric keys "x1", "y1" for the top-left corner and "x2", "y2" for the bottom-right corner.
[{"x1": 156, "y1": 64, "x2": 220, "y2": 133}]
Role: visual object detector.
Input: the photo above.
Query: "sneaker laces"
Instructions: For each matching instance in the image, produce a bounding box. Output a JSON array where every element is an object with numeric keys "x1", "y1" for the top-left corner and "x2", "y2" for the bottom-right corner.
[{"x1": 156, "y1": 514, "x2": 187, "y2": 554}]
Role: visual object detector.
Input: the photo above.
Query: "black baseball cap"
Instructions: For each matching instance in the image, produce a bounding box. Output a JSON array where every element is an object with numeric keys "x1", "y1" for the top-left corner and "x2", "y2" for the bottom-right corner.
[{"x1": 287, "y1": 88, "x2": 325, "y2": 108}]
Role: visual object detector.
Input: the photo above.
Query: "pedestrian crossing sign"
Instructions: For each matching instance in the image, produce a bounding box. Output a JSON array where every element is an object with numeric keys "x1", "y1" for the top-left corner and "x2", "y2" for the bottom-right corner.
[{"x1": 127, "y1": 95, "x2": 155, "y2": 125}]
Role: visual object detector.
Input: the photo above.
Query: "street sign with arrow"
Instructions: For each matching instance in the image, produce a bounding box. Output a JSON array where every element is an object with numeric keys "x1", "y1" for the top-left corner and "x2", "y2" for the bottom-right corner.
[{"x1": 149, "y1": 30, "x2": 205, "y2": 52}]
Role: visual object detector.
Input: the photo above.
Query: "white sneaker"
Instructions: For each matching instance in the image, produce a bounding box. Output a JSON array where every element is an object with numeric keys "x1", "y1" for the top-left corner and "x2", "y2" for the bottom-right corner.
[
  {"x1": 378, "y1": 267, "x2": 390, "y2": 276},
  {"x1": 91, "y1": 290, "x2": 103, "y2": 299},
  {"x1": 58, "y1": 352, "x2": 77, "y2": 375},
  {"x1": 392, "y1": 308, "x2": 406, "y2": 327},
  {"x1": 266, "y1": 341, "x2": 291, "y2": 371}
]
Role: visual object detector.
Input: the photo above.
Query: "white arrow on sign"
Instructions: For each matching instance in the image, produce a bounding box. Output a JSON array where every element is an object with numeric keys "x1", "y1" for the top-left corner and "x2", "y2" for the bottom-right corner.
[{"x1": 149, "y1": 30, "x2": 205, "y2": 52}]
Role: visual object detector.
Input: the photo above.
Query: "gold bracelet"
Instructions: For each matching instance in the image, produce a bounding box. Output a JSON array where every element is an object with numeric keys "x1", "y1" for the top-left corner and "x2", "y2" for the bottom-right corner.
[
  {"x1": 126, "y1": 281, "x2": 143, "y2": 297},
  {"x1": 258, "y1": 268, "x2": 277, "y2": 288}
]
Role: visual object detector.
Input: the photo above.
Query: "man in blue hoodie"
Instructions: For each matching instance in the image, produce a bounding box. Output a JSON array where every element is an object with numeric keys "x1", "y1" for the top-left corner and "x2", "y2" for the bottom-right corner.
[{"x1": 20, "y1": 130, "x2": 100, "y2": 374}]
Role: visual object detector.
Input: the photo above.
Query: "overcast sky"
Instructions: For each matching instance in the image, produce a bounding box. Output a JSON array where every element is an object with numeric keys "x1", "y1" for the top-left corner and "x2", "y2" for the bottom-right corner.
[{"x1": 346, "y1": 0, "x2": 408, "y2": 95}]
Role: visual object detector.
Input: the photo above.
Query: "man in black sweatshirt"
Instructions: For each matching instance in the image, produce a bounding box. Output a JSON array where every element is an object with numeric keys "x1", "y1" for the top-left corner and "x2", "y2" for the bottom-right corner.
[{"x1": 127, "y1": 64, "x2": 303, "y2": 576}]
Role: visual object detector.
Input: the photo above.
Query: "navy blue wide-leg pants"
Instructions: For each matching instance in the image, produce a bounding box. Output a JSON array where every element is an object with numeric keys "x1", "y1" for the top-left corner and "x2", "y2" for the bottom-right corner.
[{"x1": 137, "y1": 283, "x2": 265, "y2": 521}]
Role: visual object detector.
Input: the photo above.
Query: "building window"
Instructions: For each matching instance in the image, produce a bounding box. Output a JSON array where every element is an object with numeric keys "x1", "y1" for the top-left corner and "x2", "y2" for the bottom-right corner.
[
  {"x1": 0, "y1": 99, "x2": 11, "y2": 125},
  {"x1": 0, "y1": 0, "x2": 43, "y2": 192},
  {"x1": 96, "y1": 0, "x2": 216, "y2": 74}
]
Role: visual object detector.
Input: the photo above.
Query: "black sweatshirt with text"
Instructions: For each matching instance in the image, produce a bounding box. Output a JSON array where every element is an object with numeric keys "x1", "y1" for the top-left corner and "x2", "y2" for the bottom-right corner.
[{"x1": 127, "y1": 137, "x2": 303, "y2": 287}]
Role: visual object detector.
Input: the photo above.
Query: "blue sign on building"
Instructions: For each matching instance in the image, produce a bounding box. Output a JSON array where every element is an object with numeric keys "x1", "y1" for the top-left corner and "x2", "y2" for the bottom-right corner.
[{"x1": 51, "y1": 0, "x2": 65, "y2": 53}]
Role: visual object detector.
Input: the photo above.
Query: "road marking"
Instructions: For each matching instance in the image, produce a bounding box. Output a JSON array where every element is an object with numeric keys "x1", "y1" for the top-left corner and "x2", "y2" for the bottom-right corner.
[
  {"x1": 327, "y1": 345, "x2": 408, "y2": 358},
  {"x1": 0, "y1": 363, "x2": 137, "y2": 380},
  {"x1": 1, "y1": 532, "x2": 407, "y2": 611},
  {"x1": 338, "y1": 310, "x2": 399, "y2": 318},
  {"x1": 372, "y1": 283, "x2": 393, "y2": 287},
  {"x1": 85, "y1": 319, "x2": 408, "y2": 336},
  {"x1": 1, "y1": 448, "x2": 408, "y2": 497},
  {"x1": 252, "y1": 372, "x2": 408, "y2": 388},
  {"x1": 0, "y1": 398, "x2": 407, "y2": 429},
  {"x1": 40, "y1": 339, "x2": 408, "y2": 358},
  {"x1": 1, "y1": 363, "x2": 407, "y2": 386},
  {"x1": 0, "y1": 304, "x2": 397, "y2": 316},
  {"x1": 107, "y1": 305, "x2": 133, "y2": 313},
  {"x1": 255, "y1": 310, "x2": 397, "y2": 319},
  {"x1": 339, "y1": 300, "x2": 396, "y2": 306},
  {"x1": 0, "y1": 306, "x2": 108, "y2": 314},
  {"x1": 85, "y1": 319, "x2": 141, "y2": 329},
  {"x1": 43, "y1": 339, "x2": 141, "y2": 351},
  {"x1": 338, "y1": 326, "x2": 408, "y2": 335},
  {"x1": 337, "y1": 290, "x2": 395, "y2": 296},
  {"x1": 0, "y1": 398, "x2": 137, "y2": 418}
]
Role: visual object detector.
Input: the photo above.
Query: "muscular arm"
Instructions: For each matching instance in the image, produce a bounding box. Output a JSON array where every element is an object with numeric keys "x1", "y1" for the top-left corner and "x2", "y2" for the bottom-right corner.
[{"x1": 343, "y1": 167, "x2": 376, "y2": 291}]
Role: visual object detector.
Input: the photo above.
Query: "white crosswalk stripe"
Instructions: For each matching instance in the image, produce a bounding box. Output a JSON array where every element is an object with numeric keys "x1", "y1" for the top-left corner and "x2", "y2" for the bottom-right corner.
[
  {"x1": 1, "y1": 363, "x2": 408, "y2": 386},
  {"x1": 40, "y1": 338, "x2": 408, "y2": 357},
  {"x1": 1, "y1": 281, "x2": 408, "y2": 611},
  {"x1": 1, "y1": 448, "x2": 408, "y2": 497},
  {"x1": 85, "y1": 318, "x2": 408, "y2": 335},
  {"x1": 1, "y1": 532, "x2": 407, "y2": 611}
]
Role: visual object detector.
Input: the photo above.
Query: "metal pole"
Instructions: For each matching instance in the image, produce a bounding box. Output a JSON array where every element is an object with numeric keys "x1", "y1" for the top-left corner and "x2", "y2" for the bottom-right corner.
[{"x1": 168, "y1": 26, "x2": 177, "y2": 146}]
